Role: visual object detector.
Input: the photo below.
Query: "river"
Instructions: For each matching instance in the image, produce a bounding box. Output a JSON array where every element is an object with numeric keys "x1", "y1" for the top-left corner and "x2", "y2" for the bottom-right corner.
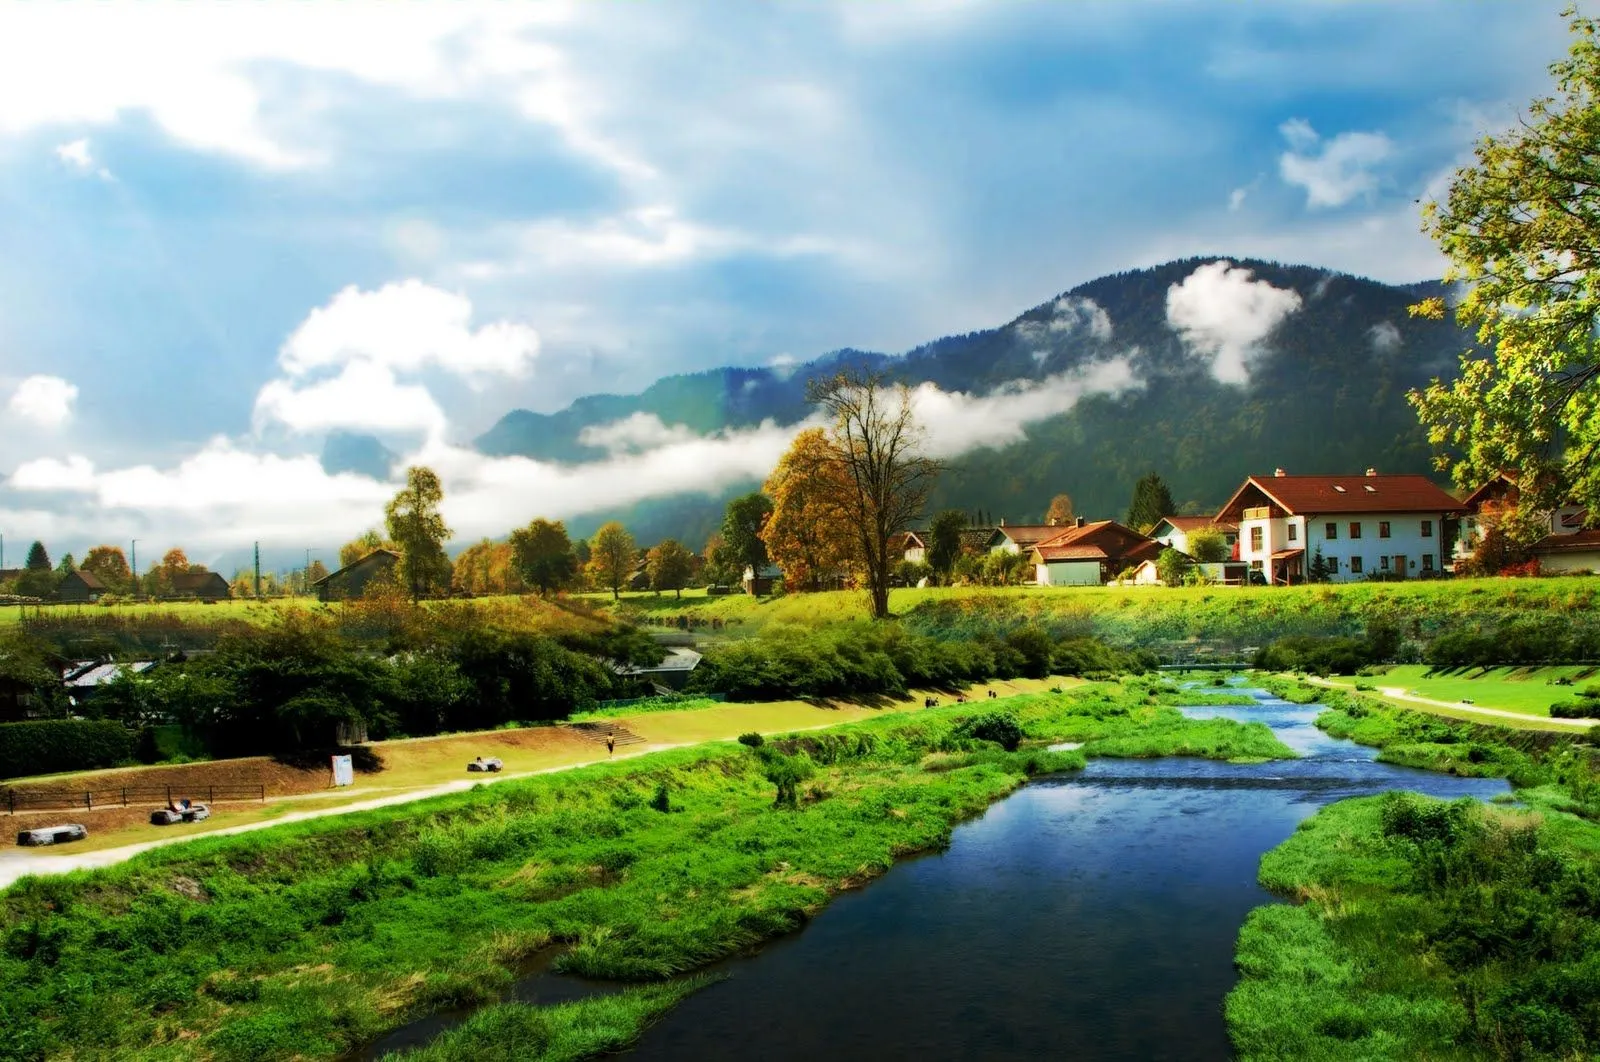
[{"x1": 375, "y1": 689, "x2": 1510, "y2": 1061}]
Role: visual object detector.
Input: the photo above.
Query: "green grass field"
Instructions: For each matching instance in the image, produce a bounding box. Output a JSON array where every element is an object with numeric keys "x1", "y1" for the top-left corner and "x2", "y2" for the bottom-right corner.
[{"x1": 1360, "y1": 664, "x2": 1600, "y2": 717}]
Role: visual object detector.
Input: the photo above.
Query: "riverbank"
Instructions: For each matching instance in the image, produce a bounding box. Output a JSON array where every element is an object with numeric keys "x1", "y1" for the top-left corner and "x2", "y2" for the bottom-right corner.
[
  {"x1": 1230, "y1": 682, "x2": 1600, "y2": 1060},
  {"x1": 0, "y1": 680, "x2": 1286, "y2": 1062}
]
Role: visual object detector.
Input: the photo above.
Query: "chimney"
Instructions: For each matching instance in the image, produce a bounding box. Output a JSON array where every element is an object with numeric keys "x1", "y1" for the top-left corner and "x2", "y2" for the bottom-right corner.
[
  {"x1": 1365, "y1": 467, "x2": 1378, "y2": 477},
  {"x1": 1274, "y1": 468, "x2": 1287, "y2": 478},
  {"x1": 999, "y1": 518, "x2": 1005, "y2": 527},
  {"x1": 1075, "y1": 516, "x2": 1086, "y2": 528},
  {"x1": 1048, "y1": 518, "x2": 1057, "y2": 526}
]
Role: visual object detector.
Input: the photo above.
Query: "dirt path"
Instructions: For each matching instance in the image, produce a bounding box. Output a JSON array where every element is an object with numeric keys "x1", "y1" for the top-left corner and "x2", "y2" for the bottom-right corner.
[{"x1": 1303, "y1": 676, "x2": 1599, "y2": 729}]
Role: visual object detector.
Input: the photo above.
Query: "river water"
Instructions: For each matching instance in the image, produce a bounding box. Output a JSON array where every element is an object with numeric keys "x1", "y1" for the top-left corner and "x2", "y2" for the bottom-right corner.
[{"x1": 373, "y1": 689, "x2": 1510, "y2": 1061}]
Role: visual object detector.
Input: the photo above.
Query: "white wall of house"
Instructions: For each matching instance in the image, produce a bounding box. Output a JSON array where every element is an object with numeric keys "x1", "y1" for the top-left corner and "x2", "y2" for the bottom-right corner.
[
  {"x1": 1239, "y1": 510, "x2": 1448, "y2": 582},
  {"x1": 1152, "y1": 528, "x2": 1190, "y2": 555},
  {"x1": 904, "y1": 546, "x2": 927, "y2": 564},
  {"x1": 1036, "y1": 560, "x2": 1102, "y2": 586},
  {"x1": 1538, "y1": 549, "x2": 1600, "y2": 574}
]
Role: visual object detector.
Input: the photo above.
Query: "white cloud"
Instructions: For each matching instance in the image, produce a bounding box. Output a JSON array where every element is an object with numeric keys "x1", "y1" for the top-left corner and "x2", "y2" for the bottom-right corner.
[
  {"x1": 577, "y1": 412, "x2": 700, "y2": 455},
  {"x1": 1278, "y1": 119, "x2": 1392, "y2": 209},
  {"x1": 254, "y1": 361, "x2": 447, "y2": 436},
  {"x1": 767, "y1": 353, "x2": 801, "y2": 380},
  {"x1": 7, "y1": 375, "x2": 79, "y2": 426},
  {"x1": 1165, "y1": 260, "x2": 1302, "y2": 385},
  {"x1": 10, "y1": 454, "x2": 96, "y2": 492},
  {"x1": 912, "y1": 357, "x2": 1141, "y2": 457},
  {"x1": 280, "y1": 280, "x2": 539, "y2": 381},
  {"x1": 1015, "y1": 296, "x2": 1113, "y2": 363},
  {"x1": 1228, "y1": 186, "x2": 1248, "y2": 211},
  {"x1": 54, "y1": 138, "x2": 92, "y2": 169},
  {"x1": 1368, "y1": 320, "x2": 1402, "y2": 354}
]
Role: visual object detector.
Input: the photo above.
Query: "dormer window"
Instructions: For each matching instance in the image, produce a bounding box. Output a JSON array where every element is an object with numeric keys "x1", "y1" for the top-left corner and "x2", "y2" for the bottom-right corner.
[
  {"x1": 1332, "y1": 485, "x2": 1346, "y2": 492},
  {"x1": 1364, "y1": 485, "x2": 1377, "y2": 493}
]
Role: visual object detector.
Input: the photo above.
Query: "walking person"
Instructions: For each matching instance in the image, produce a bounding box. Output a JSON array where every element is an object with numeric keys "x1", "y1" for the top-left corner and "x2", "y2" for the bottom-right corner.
[{"x1": 606, "y1": 735, "x2": 616, "y2": 757}]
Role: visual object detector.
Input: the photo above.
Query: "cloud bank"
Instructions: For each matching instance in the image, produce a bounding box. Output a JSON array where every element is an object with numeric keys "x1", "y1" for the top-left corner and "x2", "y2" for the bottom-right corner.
[
  {"x1": 7, "y1": 375, "x2": 79, "y2": 427},
  {"x1": 1165, "y1": 260, "x2": 1302, "y2": 385}
]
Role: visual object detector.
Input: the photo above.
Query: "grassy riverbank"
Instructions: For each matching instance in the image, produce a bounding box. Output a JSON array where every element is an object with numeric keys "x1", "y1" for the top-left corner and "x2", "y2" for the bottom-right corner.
[
  {"x1": 0, "y1": 680, "x2": 1287, "y2": 1062},
  {"x1": 1231, "y1": 682, "x2": 1600, "y2": 1060}
]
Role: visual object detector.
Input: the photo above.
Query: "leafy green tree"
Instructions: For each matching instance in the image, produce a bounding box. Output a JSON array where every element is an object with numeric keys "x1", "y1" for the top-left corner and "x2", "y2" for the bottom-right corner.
[
  {"x1": 1045, "y1": 493, "x2": 1075, "y2": 525},
  {"x1": 1187, "y1": 527, "x2": 1229, "y2": 564},
  {"x1": 55, "y1": 553, "x2": 75, "y2": 575},
  {"x1": 721, "y1": 493, "x2": 774, "y2": 578},
  {"x1": 385, "y1": 466, "x2": 452, "y2": 602},
  {"x1": 80, "y1": 546, "x2": 131, "y2": 593},
  {"x1": 1411, "y1": 10, "x2": 1600, "y2": 514},
  {"x1": 646, "y1": 539, "x2": 695, "y2": 598},
  {"x1": 1125, "y1": 473, "x2": 1175, "y2": 533},
  {"x1": 340, "y1": 529, "x2": 389, "y2": 569},
  {"x1": 927, "y1": 510, "x2": 968, "y2": 577},
  {"x1": 1156, "y1": 547, "x2": 1193, "y2": 586},
  {"x1": 510, "y1": 518, "x2": 576, "y2": 595},
  {"x1": 701, "y1": 533, "x2": 740, "y2": 587},
  {"x1": 587, "y1": 521, "x2": 638, "y2": 601}
]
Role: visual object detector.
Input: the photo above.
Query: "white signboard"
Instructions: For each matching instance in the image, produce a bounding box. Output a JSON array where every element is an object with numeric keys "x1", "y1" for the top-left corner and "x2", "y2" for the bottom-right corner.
[{"x1": 331, "y1": 754, "x2": 354, "y2": 788}]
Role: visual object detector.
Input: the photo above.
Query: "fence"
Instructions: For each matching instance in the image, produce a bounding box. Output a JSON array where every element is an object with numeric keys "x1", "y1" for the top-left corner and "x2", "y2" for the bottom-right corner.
[{"x1": 5, "y1": 783, "x2": 265, "y2": 814}]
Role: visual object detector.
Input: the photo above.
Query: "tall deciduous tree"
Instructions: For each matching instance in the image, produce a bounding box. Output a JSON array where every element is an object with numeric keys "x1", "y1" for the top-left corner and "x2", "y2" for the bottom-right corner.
[
  {"x1": 385, "y1": 466, "x2": 452, "y2": 602},
  {"x1": 646, "y1": 539, "x2": 694, "y2": 598},
  {"x1": 1046, "y1": 493, "x2": 1075, "y2": 526},
  {"x1": 340, "y1": 529, "x2": 389, "y2": 569},
  {"x1": 510, "y1": 518, "x2": 577, "y2": 595},
  {"x1": 1411, "y1": 10, "x2": 1600, "y2": 514},
  {"x1": 721, "y1": 493, "x2": 774, "y2": 579},
  {"x1": 81, "y1": 546, "x2": 132, "y2": 593},
  {"x1": 927, "y1": 510, "x2": 968, "y2": 577},
  {"x1": 761, "y1": 428, "x2": 859, "y2": 591},
  {"x1": 701, "y1": 533, "x2": 740, "y2": 586},
  {"x1": 588, "y1": 521, "x2": 638, "y2": 601},
  {"x1": 806, "y1": 370, "x2": 941, "y2": 619},
  {"x1": 1125, "y1": 472, "x2": 1175, "y2": 533}
]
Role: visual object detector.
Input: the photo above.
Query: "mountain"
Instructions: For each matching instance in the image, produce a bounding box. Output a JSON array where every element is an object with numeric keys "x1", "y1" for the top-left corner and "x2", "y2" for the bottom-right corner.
[{"x1": 476, "y1": 257, "x2": 1473, "y2": 546}]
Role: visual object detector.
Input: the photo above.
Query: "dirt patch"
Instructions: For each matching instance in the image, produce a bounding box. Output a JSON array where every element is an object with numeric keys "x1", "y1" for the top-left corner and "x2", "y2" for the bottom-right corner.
[{"x1": 6, "y1": 756, "x2": 338, "y2": 802}]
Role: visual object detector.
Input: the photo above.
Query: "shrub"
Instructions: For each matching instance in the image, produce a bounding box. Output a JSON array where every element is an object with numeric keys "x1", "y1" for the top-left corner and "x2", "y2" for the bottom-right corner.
[
  {"x1": 953, "y1": 711, "x2": 1024, "y2": 751},
  {"x1": 736, "y1": 732, "x2": 764, "y2": 748},
  {"x1": 1551, "y1": 699, "x2": 1593, "y2": 719},
  {"x1": 649, "y1": 782, "x2": 671, "y2": 813},
  {"x1": 0, "y1": 718, "x2": 134, "y2": 780}
]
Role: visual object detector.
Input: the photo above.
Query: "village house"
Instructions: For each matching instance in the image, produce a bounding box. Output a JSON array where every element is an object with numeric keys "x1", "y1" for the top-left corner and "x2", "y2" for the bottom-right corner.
[
  {"x1": 891, "y1": 531, "x2": 928, "y2": 564},
  {"x1": 56, "y1": 569, "x2": 107, "y2": 604},
  {"x1": 313, "y1": 549, "x2": 401, "y2": 602},
  {"x1": 1028, "y1": 518, "x2": 1164, "y2": 586},
  {"x1": 169, "y1": 570, "x2": 231, "y2": 601},
  {"x1": 742, "y1": 563, "x2": 781, "y2": 596},
  {"x1": 986, "y1": 520, "x2": 1073, "y2": 556},
  {"x1": 1216, "y1": 469, "x2": 1460, "y2": 585},
  {"x1": 1456, "y1": 470, "x2": 1594, "y2": 573},
  {"x1": 1147, "y1": 516, "x2": 1239, "y2": 557}
]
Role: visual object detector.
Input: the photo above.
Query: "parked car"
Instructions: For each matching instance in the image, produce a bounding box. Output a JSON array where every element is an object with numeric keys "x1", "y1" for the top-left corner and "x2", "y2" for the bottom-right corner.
[{"x1": 17, "y1": 823, "x2": 88, "y2": 846}]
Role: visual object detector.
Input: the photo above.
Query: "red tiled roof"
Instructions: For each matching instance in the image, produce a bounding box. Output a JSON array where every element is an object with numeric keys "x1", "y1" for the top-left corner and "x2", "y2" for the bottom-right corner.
[
  {"x1": 994, "y1": 524, "x2": 1070, "y2": 548},
  {"x1": 1160, "y1": 515, "x2": 1233, "y2": 532},
  {"x1": 1460, "y1": 471, "x2": 1519, "y2": 511},
  {"x1": 1216, "y1": 474, "x2": 1461, "y2": 519},
  {"x1": 1031, "y1": 520, "x2": 1162, "y2": 565},
  {"x1": 1531, "y1": 529, "x2": 1600, "y2": 554}
]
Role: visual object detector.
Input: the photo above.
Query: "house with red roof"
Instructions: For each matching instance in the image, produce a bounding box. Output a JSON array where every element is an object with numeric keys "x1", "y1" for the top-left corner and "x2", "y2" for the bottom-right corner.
[
  {"x1": 1457, "y1": 470, "x2": 1593, "y2": 573},
  {"x1": 1027, "y1": 518, "x2": 1164, "y2": 586},
  {"x1": 1147, "y1": 515, "x2": 1239, "y2": 558},
  {"x1": 1215, "y1": 469, "x2": 1461, "y2": 585}
]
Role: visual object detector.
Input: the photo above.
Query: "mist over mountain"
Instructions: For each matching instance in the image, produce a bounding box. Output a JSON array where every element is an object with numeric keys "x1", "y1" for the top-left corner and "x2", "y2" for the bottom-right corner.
[{"x1": 469, "y1": 257, "x2": 1468, "y2": 547}]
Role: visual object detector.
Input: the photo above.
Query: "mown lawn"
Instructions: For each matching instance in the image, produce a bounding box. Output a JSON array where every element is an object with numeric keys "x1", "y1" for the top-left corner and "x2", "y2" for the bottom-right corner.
[{"x1": 1369, "y1": 663, "x2": 1600, "y2": 717}]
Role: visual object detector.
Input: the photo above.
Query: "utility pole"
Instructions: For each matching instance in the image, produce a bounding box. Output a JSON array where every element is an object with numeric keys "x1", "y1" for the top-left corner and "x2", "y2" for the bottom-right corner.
[
  {"x1": 130, "y1": 539, "x2": 137, "y2": 598},
  {"x1": 254, "y1": 541, "x2": 261, "y2": 599}
]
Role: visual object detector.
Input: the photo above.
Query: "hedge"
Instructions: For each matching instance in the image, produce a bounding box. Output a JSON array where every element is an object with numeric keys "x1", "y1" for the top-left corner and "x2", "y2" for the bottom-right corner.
[{"x1": 0, "y1": 719, "x2": 134, "y2": 780}]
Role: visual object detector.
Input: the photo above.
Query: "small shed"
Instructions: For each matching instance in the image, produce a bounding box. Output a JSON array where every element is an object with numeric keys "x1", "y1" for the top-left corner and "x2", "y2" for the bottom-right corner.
[
  {"x1": 610, "y1": 647, "x2": 704, "y2": 692},
  {"x1": 170, "y1": 570, "x2": 231, "y2": 601},
  {"x1": 742, "y1": 563, "x2": 781, "y2": 597},
  {"x1": 313, "y1": 549, "x2": 401, "y2": 602},
  {"x1": 57, "y1": 569, "x2": 107, "y2": 604}
]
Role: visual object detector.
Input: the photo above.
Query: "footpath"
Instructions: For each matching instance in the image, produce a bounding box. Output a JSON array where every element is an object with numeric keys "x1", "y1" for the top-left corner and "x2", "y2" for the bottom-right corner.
[{"x1": 1303, "y1": 676, "x2": 1599, "y2": 730}]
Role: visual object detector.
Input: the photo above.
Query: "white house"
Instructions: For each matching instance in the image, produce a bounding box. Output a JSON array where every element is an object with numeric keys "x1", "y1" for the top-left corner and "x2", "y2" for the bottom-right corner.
[
  {"x1": 1531, "y1": 529, "x2": 1600, "y2": 573},
  {"x1": 1458, "y1": 470, "x2": 1594, "y2": 573},
  {"x1": 1215, "y1": 469, "x2": 1460, "y2": 584},
  {"x1": 893, "y1": 531, "x2": 928, "y2": 564},
  {"x1": 987, "y1": 522, "x2": 1070, "y2": 556},
  {"x1": 1147, "y1": 516, "x2": 1239, "y2": 558}
]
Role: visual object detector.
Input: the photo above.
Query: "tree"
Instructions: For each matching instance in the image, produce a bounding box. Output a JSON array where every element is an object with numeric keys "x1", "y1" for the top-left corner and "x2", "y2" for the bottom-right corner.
[
  {"x1": 24, "y1": 541, "x2": 49, "y2": 572},
  {"x1": 510, "y1": 518, "x2": 577, "y2": 595},
  {"x1": 1187, "y1": 527, "x2": 1229, "y2": 564},
  {"x1": 81, "y1": 546, "x2": 132, "y2": 594},
  {"x1": 55, "y1": 553, "x2": 75, "y2": 575},
  {"x1": 156, "y1": 548, "x2": 190, "y2": 597},
  {"x1": 307, "y1": 559, "x2": 329, "y2": 586},
  {"x1": 1411, "y1": 10, "x2": 1600, "y2": 514},
  {"x1": 588, "y1": 521, "x2": 638, "y2": 601},
  {"x1": 1046, "y1": 493, "x2": 1075, "y2": 526},
  {"x1": 1309, "y1": 546, "x2": 1330, "y2": 583},
  {"x1": 701, "y1": 533, "x2": 740, "y2": 587},
  {"x1": 340, "y1": 529, "x2": 388, "y2": 569},
  {"x1": 1125, "y1": 472, "x2": 1175, "y2": 532},
  {"x1": 721, "y1": 493, "x2": 774, "y2": 579},
  {"x1": 927, "y1": 510, "x2": 968, "y2": 577},
  {"x1": 806, "y1": 370, "x2": 941, "y2": 619},
  {"x1": 385, "y1": 466, "x2": 452, "y2": 602},
  {"x1": 647, "y1": 540, "x2": 694, "y2": 598},
  {"x1": 1156, "y1": 547, "x2": 1193, "y2": 587},
  {"x1": 761, "y1": 428, "x2": 859, "y2": 591}
]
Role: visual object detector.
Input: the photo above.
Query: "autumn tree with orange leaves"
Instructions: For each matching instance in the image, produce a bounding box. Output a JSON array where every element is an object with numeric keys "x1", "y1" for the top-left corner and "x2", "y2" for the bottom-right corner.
[{"x1": 761, "y1": 427, "x2": 862, "y2": 592}]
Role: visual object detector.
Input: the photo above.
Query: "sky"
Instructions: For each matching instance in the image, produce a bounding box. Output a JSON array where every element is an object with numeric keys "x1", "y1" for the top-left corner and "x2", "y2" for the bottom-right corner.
[{"x1": 0, "y1": 0, "x2": 1578, "y2": 569}]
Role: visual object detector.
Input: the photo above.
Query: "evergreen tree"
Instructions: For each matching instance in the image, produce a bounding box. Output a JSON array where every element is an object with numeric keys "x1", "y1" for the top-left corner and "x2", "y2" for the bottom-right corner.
[
  {"x1": 1125, "y1": 473, "x2": 1175, "y2": 532},
  {"x1": 24, "y1": 541, "x2": 49, "y2": 571}
]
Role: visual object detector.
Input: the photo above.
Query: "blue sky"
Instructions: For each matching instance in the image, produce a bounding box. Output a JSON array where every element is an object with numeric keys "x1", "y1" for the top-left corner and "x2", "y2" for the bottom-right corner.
[{"x1": 0, "y1": 1, "x2": 1577, "y2": 563}]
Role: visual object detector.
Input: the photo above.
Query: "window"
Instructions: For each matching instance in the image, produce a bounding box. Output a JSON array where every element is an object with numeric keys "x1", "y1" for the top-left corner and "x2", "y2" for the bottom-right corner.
[
  {"x1": 1287, "y1": 523, "x2": 1298, "y2": 542},
  {"x1": 1250, "y1": 527, "x2": 1263, "y2": 551},
  {"x1": 1421, "y1": 520, "x2": 1433, "y2": 538},
  {"x1": 1380, "y1": 556, "x2": 1390, "y2": 571},
  {"x1": 1379, "y1": 521, "x2": 1391, "y2": 538},
  {"x1": 1325, "y1": 522, "x2": 1337, "y2": 540},
  {"x1": 1351, "y1": 556, "x2": 1363, "y2": 574},
  {"x1": 1422, "y1": 554, "x2": 1434, "y2": 572},
  {"x1": 1349, "y1": 522, "x2": 1362, "y2": 539}
]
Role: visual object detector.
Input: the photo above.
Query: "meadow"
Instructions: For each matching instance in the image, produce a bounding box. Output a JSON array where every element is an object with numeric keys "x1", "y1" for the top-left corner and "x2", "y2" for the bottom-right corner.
[
  {"x1": 1229, "y1": 682, "x2": 1600, "y2": 1060},
  {"x1": 1357, "y1": 663, "x2": 1600, "y2": 717},
  {"x1": 0, "y1": 681, "x2": 1286, "y2": 1062}
]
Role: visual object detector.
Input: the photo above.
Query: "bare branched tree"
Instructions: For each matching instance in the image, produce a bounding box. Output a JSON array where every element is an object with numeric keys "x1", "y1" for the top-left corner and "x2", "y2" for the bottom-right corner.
[{"x1": 805, "y1": 370, "x2": 941, "y2": 619}]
